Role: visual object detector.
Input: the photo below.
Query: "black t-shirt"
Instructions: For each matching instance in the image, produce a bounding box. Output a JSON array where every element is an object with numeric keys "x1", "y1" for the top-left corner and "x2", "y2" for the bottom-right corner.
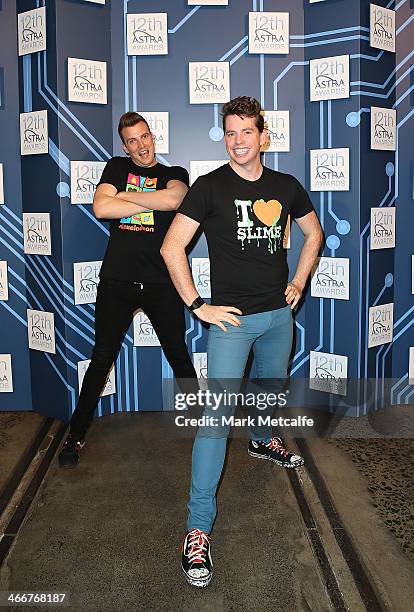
[
  {"x1": 179, "y1": 163, "x2": 314, "y2": 315},
  {"x1": 97, "y1": 157, "x2": 189, "y2": 283}
]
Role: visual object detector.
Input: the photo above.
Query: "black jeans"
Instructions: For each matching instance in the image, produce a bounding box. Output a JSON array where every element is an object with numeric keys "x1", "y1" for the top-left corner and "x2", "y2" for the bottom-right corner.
[{"x1": 69, "y1": 278, "x2": 197, "y2": 438}]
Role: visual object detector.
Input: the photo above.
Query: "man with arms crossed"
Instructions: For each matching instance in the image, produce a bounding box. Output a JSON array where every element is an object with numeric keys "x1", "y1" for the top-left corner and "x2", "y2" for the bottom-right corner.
[
  {"x1": 59, "y1": 112, "x2": 197, "y2": 467},
  {"x1": 161, "y1": 97, "x2": 323, "y2": 587}
]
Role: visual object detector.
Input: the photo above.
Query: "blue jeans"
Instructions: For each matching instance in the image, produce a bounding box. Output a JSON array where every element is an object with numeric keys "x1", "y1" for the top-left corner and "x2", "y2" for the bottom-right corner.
[{"x1": 187, "y1": 305, "x2": 293, "y2": 533}]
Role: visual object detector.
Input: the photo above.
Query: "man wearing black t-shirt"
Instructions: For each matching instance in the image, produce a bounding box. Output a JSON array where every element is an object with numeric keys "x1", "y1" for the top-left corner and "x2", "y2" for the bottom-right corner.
[
  {"x1": 59, "y1": 112, "x2": 197, "y2": 467},
  {"x1": 161, "y1": 97, "x2": 323, "y2": 587}
]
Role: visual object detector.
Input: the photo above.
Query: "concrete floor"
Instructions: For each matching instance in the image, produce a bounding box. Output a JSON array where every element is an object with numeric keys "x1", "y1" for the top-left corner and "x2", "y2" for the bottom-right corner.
[
  {"x1": 0, "y1": 414, "x2": 332, "y2": 612},
  {"x1": 1, "y1": 411, "x2": 414, "y2": 611}
]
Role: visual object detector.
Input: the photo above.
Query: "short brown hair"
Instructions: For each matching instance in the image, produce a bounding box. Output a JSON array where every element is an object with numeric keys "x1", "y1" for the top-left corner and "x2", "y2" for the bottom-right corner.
[
  {"x1": 221, "y1": 96, "x2": 264, "y2": 133},
  {"x1": 118, "y1": 112, "x2": 150, "y2": 143}
]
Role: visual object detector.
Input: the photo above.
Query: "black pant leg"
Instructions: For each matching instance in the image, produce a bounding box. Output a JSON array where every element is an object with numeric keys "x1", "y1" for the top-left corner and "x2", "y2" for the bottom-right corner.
[
  {"x1": 141, "y1": 283, "x2": 198, "y2": 386},
  {"x1": 69, "y1": 279, "x2": 137, "y2": 438}
]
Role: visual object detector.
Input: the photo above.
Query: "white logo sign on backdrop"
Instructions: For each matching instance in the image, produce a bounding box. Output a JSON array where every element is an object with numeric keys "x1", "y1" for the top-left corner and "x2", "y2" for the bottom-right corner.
[
  {"x1": 189, "y1": 62, "x2": 230, "y2": 104},
  {"x1": 20, "y1": 110, "x2": 48, "y2": 156},
  {"x1": 310, "y1": 55, "x2": 349, "y2": 101},
  {"x1": 73, "y1": 261, "x2": 102, "y2": 305},
  {"x1": 0, "y1": 164, "x2": 4, "y2": 205},
  {"x1": 309, "y1": 350, "x2": 348, "y2": 396},
  {"x1": 263, "y1": 111, "x2": 290, "y2": 152},
  {"x1": 310, "y1": 148, "x2": 349, "y2": 191},
  {"x1": 368, "y1": 303, "x2": 394, "y2": 348},
  {"x1": 189, "y1": 160, "x2": 228, "y2": 185},
  {"x1": 139, "y1": 112, "x2": 169, "y2": 154},
  {"x1": 409, "y1": 347, "x2": 414, "y2": 385},
  {"x1": 311, "y1": 257, "x2": 350, "y2": 300},
  {"x1": 0, "y1": 354, "x2": 13, "y2": 393},
  {"x1": 23, "y1": 213, "x2": 51, "y2": 255},
  {"x1": 127, "y1": 13, "x2": 168, "y2": 55},
  {"x1": 68, "y1": 58, "x2": 107, "y2": 104},
  {"x1": 27, "y1": 309, "x2": 56, "y2": 354},
  {"x1": 191, "y1": 258, "x2": 211, "y2": 299},
  {"x1": 133, "y1": 310, "x2": 160, "y2": 347},
  {"x1": 370, "y1": 207, "x2": 395, "y2": 249},
  {"x1": 370, "y1": 4, "x2": 395, "y2": 52},
  {"x1": 70, "y1": 161, "x2": 105, "y2": 204},
  {"x1": 78, "y1": 360, "x2": 115, "y2": 397},
  {"x1": 249, "y1": 12, "x2": 289, "y2": 54},
  {"x1": 18, "y1": 7, "x2": 46, "y2": 56},
  {"x1": 188, "y1": 0, "x2": 228, "y2": 4},
  {"x1": 193, "y1": 353, "x2": 208, "y2": 379},
  {"x1": 0, "y1": 261, "x2": 9, "y2": 301},
  {"x1": 371, "y1": 107, "x2": 396, "y2": 151},
  {"x1": 81, "y1": 0, "x2": 105, "y2": 4}
]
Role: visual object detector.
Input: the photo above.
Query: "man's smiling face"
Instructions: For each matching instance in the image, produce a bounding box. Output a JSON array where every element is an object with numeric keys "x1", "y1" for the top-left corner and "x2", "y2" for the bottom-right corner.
[{"x1": 121, "y1": 121, "x2": 157, "y2": 167}]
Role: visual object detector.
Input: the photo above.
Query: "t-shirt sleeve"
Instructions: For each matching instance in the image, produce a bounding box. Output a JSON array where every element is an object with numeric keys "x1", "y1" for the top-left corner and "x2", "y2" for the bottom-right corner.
[
  {"x1": 97, "y1": 157, "x2": 124, "y2": 192},
  {"x1": 167, "y1": 166, "x2": 190, "y2": 188},
  {"x1": 291, "y1": 177, "x2": 315, "y2": 219},
  {"x1": 177, "y1": 176, "x2": 212, "y2": 224}
]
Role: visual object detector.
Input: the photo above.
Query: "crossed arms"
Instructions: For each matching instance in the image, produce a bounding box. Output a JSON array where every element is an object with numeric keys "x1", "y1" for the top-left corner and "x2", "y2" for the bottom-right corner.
[{"x1": 92, "y1": 179, "x2": 188, "y2": 220}]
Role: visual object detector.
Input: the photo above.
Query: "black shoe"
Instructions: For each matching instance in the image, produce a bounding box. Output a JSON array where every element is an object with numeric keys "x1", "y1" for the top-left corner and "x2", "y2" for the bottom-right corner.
[
  {"x1": 181, "y1": 529, "x2": 213, "y2": 587},
  {"x1": 58, "y1": 435, "x2": 85, "y2": 468},
  {"x1": 248, "y1": 437, "x2": 304, "y2": 468}
]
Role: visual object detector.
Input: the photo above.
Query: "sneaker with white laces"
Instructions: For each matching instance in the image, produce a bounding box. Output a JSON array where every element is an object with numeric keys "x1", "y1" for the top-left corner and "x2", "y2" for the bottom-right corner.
[
  {"x1": 58, "y1": 435, "x2": 85, "y2": 468},
  {"x1": 248, "y1": 437, "x2": 304, "y2": 468},
  {"x1": 181, "y1": 528, "x2": 213, "y2": 587}
]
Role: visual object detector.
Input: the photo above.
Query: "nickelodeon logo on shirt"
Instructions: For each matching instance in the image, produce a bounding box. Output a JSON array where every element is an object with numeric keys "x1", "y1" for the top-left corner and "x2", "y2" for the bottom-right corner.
[
  {"x1": 235, "y1": 198, "x2": 285, "y2": 254},
  {"x1": 120, "y1": 173, "x2": 157, "y2": 227}
]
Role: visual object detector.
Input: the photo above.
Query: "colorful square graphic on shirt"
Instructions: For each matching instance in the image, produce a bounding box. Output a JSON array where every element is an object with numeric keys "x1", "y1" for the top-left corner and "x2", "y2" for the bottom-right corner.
[{"x1": 120, "y1": 173, "x2": 157, "y2": 225}]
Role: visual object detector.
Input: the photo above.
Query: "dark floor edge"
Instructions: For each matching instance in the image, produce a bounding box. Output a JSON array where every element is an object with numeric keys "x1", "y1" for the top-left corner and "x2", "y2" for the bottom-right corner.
[
  {"x1": 0, "y1": 417, "x2": 54, "y2": 517},
  {"x1": 295, "y1": 438, "x2": 385, "y2": 612},
  {"x1": 3, "y1": 423, "x2": 67, "y2": 539},
  {"x1": 286, "y1": 469, "x2": 347, "y2": 612},
  {"x1": 0, "y1": 535, "x2": 14, "y2": 568}
]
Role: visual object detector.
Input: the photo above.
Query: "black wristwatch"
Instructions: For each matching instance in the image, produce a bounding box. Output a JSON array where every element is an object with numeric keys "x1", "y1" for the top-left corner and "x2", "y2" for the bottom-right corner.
[{"x1": 187, "y1": 296, "x2": 205, "y2": 312}]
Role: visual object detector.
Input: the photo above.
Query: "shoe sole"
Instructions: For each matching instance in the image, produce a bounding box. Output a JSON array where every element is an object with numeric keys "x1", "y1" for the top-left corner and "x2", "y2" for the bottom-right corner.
[
  {"x1": 248, "y1": 449, "x2": 304, "y2": 469},
  {"x1": 58, "y1": 461, "x2": 79, "y2": 469},
  {"x1": 182, "y1": 568, "x2": 212, "y2": 588}
]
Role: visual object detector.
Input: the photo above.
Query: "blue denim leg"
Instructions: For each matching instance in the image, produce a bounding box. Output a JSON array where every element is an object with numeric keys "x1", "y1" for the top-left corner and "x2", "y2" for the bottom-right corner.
[
  {"x1": 248, "y1": 305, "x2": 293, "y2": 441},
  {"x1": 187, "y1": 307, "x2": 293, "y2": 533}
]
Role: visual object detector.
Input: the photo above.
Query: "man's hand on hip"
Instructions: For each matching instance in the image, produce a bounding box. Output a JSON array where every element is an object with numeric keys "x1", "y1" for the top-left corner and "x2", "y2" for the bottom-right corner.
[
  {"x1": 194, "y1": 303, "x2": 242, "y2": 332},
  {"x1": 285, "y1": 281, "x2": 302, "y2": 310}
]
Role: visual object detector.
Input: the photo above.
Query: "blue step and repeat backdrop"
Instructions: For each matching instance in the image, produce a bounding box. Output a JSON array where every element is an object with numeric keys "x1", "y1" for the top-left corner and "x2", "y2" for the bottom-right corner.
[{"x1": 0, "y1": 0, "x2": 413, "y2": 421}]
